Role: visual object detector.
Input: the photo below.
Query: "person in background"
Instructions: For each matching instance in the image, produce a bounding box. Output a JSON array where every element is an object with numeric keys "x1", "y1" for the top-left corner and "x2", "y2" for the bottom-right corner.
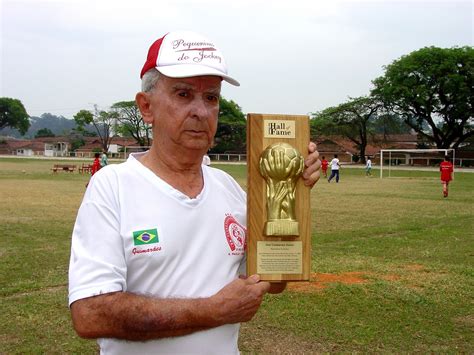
[
  {"x1": 328, "y1": 154, "x2": 340, "y2": 183},
  {"x1": 100, "y1": 150, "x2": 108, "y2": 167},
  {"x1": 85, "y1": 153, "x2": 101, "y2": 188},
  {"x1": 440, "y1": 155, "x2": 454, "y2": 198},
  {"x1": 91, "y1": 152, "x2": 101, "y2": 176},
  {"x1": 68, "y1": 30, "x2": 322, "y2": 354},
  {"x1": 321, "y1": 156, "x2": 328, "y2": 178},
  {"x1": 365, "y1": 156, "x2": 372, "y2": 177}
]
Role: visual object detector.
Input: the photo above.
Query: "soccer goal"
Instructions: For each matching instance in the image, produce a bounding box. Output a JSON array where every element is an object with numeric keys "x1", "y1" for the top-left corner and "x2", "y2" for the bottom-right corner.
[{"x1": 380, "y1": 149, "x2": 455, "y2": 178}]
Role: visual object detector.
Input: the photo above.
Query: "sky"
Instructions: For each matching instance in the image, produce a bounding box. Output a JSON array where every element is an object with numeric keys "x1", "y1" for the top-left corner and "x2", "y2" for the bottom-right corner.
[{"x1": 1, "y1": 0, "x2": 472, "y2": 120}]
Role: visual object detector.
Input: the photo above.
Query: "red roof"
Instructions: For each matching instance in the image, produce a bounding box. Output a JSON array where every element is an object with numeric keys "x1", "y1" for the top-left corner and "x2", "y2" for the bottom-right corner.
[{"x1": 0, "y1": 139, "x2": 45, "y2": 151}]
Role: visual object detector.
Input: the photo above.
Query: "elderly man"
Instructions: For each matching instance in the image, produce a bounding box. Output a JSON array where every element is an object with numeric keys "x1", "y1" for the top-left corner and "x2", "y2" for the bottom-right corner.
[{"x1": 69, "y1": 30, "x2": 321, "y2": 354}]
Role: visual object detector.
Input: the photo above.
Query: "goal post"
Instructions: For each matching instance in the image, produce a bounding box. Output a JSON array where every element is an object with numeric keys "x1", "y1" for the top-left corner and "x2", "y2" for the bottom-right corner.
[{"x1": 380, "y1": 149, "x2": 455, "y2": 178}]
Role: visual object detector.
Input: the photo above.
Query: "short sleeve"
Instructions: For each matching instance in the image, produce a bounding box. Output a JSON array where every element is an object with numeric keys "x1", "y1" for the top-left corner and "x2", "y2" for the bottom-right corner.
[{"x1": 68, "y1": 170, "x2": 126, "y2": 306}]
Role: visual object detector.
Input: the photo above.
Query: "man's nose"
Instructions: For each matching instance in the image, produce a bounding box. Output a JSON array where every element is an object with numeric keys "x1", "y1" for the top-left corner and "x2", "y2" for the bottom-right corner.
[{"x1": 190, "y1": 97, "x2": 209, "y2": 120}]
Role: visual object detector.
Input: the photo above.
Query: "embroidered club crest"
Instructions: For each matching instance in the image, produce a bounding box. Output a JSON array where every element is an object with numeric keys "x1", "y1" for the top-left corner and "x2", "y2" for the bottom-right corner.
[{"x1": 224, "y1": 214, "x2": 246, "y2": 254}]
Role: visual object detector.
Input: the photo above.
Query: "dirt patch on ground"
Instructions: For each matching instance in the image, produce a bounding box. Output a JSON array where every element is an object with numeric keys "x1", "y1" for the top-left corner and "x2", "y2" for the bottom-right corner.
[
  {"x1": 241, "y1": 264, "x2": 447, "y2": 353},
  {"x1": 287, "y1": 272, "x2": 369, "y2": 293},
  {"x1": 287, "y1": 264, "x2": 433, "y2": 293}
]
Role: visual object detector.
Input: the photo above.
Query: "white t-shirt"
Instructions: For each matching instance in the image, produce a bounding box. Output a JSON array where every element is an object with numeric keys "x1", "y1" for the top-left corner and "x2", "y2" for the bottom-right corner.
[
  {"x1": 330, "y1": 158, "x2": 340, "y2": 170},
  {"x1": 69, "y1": 152, "x2": 247, "y2": 354},
  {"x1": 366, "y1": 159, "x2": 372, "y2": 168}
]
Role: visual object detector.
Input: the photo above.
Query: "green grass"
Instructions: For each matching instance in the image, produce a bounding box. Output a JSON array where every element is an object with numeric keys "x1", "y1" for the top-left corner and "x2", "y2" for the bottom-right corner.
[{"x1": 0, "y1": 158, "x2": 472, "y2": 353}]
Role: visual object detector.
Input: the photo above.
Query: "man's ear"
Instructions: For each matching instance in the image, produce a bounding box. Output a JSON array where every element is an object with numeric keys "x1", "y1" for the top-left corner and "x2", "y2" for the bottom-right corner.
[{"x1": 136, "y1": 92, "x2": 154, "y2": 124}]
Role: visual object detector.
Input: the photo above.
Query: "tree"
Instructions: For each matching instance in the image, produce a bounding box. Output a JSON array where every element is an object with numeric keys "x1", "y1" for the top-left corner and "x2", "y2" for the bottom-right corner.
[
  {"x1": 111, "y1": 101, "x2": 151, "y2": 147},
  {"x1": 71, "y1": 138, "x2": 85, "y2": 151},
  {"x1": 372, "y1": 46, "x2": 474, "y2": 149},
  {"x1": 74, "y1": 105, "x2": 117, "y2": 152},
  {"x1": 35, "y1": 128, "x2": 55, "y2": 138},
  {"x1": 372, "y1": 113, "x2": 412, "y2": 135},
  {"x1": 311, "y1": 96, "x2": 382, "y2": 163},
  {"x1": 212, "y1": 97, "x2": 246, "y2": 153},
  {"x1": 0, "y1": 97, "x2": 30, "y2": 135}
]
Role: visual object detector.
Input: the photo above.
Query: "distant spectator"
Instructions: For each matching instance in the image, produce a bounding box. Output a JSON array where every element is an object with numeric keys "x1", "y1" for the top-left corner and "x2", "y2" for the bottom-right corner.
[
  {"x1": 328, "y1": 154, "x2": 340, "y2": 183},
  {"x1": 91, "y1": 153, "x2": 101, "y2": 176},
  {"x1": 100, "y1": 151, "x2": 108, "y2": 167},
  {"x1": 365, "y1": 157, "x2": 372, "y2": 177},
  {"x1": 86, "y1": 153, "x2": 101, "y2": 188}
]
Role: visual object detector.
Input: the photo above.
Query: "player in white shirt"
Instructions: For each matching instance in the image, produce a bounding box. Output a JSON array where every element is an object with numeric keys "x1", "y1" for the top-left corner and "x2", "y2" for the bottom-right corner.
[
  {"x1": 328, "y1": 154, "x2": 341, "y2": 183},
  {"x1": 68, "y1": 30, "x2": 322, "y2": 354},
  {"x1": 365, "y1": 157, "x2": 372, "y2": 176}
]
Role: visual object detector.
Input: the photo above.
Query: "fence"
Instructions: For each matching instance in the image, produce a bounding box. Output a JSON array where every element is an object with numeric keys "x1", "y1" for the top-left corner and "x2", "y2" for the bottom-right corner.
[
  {"x1": 208, "y1": 153, "x2": 246, "y2": 162},
  {"x1": 6, "y1": 150, "x2": 474, "y2": 167}
]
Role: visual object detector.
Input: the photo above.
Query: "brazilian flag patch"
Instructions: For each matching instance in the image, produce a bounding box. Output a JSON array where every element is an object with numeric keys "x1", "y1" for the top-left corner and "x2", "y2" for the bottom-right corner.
[{"x1": 133, "y1": 229, "x2": 159, "y2": 246}]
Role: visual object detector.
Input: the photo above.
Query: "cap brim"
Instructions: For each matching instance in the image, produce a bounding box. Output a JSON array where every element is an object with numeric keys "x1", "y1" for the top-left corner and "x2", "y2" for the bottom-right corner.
[{"x1": 157, "y1": 64, "x2": 240, "y2": 87}]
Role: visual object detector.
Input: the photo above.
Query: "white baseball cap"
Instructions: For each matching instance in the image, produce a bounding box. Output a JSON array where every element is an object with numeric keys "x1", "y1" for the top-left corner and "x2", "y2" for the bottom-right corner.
[{"x1": 140, "y1": 30, "x2": 240, "y2": 86}]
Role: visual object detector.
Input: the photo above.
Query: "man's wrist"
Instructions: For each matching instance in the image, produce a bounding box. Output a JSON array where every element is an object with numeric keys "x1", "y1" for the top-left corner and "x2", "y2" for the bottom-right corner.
[{"x1": 192, "y1": 296, "x2": 223, "y2": 328}]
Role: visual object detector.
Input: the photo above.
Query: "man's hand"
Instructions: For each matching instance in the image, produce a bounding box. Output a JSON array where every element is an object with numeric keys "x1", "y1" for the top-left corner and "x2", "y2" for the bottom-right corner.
[
  {"x1": 302, "y1": 142, "x2": 321, "y2": 187},
  {"x1": 211, "y1": 274, "x2": 271, "y2": 324}
]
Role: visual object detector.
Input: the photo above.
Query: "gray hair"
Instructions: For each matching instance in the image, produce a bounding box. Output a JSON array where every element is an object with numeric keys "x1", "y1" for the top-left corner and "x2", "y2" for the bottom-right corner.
[{"x1": 141, "y1": 68, "x2": 161, "y2": 92}]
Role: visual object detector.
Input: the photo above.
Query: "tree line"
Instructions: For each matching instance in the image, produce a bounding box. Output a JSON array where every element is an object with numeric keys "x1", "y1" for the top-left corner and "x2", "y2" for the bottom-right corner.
[
  {"x1": 72, "y1": 98, "x2": 246, "y2": 153},
  {"x1": 2, "y1": 46, "x2": 472, "y2": 159},
  {"x1": 311, "y1": 46, "x2": 473, "y2": 163},
  {"x1": 0, "y1": 97, "x2": 246, "y2": 155}
]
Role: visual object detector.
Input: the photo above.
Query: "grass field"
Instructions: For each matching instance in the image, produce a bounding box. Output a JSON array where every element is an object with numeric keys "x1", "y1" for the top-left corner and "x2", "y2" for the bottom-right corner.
[{"x1": 0, "y1": 158, "x2": 473, "y2": 353}]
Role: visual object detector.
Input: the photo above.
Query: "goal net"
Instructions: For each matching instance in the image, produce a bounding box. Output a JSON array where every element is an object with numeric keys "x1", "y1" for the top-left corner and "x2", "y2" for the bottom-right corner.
[{"x1": 380, "y1": 149, "x2": 455, "y2": 178}]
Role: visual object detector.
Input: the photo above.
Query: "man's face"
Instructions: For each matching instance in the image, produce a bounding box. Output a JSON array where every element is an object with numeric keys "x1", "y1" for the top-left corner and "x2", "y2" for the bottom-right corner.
[{"x1": 145, "y1": 75, "x2": 221, "y2": 153}]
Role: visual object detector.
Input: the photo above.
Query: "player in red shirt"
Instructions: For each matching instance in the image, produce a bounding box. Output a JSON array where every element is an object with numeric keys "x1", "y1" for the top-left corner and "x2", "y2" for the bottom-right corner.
[
  {"x1": 321, "y1": 156, "x2": 329, "y2": 178},
  {"x1": 90, "y1": 152, "x2": 101, "y2": 176},
  {"x1": 439, "y1": 156, "x2": 454, "y2": 198},
  {"x1": 86, "y1": 153, "x2": 101, "y2": 188}
]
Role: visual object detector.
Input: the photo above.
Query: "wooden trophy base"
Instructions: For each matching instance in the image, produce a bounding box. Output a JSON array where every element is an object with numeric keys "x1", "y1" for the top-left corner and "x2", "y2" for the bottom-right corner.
[{"x1": 246, "y1": 113, "x2": 311, "y2": 282}]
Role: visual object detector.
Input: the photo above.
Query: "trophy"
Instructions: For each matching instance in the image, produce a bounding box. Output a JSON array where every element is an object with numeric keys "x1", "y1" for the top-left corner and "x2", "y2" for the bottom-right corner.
[{"x1": 247, "y1": 114, "x2": 311, "y2": 282}]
